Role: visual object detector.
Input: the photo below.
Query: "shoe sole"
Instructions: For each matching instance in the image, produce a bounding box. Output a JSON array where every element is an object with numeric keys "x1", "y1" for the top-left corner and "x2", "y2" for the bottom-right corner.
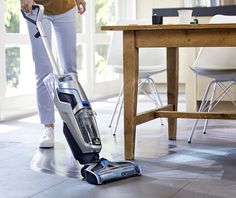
[{"x1": 39, "y1": 143, "x2": 54, "y2": 148}]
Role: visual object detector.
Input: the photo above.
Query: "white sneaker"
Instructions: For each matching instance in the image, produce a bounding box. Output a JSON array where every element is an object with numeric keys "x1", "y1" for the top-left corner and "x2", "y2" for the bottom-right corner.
[{"x1": 39, "y1": 127, "x2": 54, "y2": 148}]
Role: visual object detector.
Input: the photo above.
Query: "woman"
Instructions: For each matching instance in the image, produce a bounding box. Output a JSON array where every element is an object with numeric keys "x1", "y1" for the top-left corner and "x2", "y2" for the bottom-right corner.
[{"x1": 20, "y1": 0, "x2": 86, "y2": 148}]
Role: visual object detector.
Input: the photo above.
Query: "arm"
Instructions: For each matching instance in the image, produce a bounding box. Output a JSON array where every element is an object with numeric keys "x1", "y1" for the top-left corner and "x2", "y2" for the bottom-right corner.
[
  {"x1": 20, "y1": 0, "x2": 35, "y2": 13},
  {"x1": 74, "y1": 0, "x2": 86, "y2": 14}
]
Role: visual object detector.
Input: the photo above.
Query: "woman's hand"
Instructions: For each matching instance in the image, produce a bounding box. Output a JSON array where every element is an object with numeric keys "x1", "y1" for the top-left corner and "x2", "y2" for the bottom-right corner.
[
  {"x1": 20, "y1": 0, "x2": 35, "y2": 13},
  {"x1": 75, "y1": 0, "x2": 86, "y2": 14}
]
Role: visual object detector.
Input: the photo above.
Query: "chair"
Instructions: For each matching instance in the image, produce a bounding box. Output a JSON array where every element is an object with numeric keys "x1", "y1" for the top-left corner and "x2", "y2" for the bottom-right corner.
[
  {"x1": 107, "y1": 18, "x2": 166, "y2": 135},
  {"x1": 188, "y1": 15, "x2": 236, "y2": 143}
]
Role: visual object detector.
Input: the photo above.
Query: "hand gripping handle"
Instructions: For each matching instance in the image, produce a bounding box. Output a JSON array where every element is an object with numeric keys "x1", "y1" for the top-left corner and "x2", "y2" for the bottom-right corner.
[
  {"x1": 21, "y1": 4, "x2": 60, "y2": 75},
  {"x1": 21, "y1": 5, "x2": 45, "y2": 38},
  {"x1": 21, "y1": 4, "x2": 44, "y2": 25}
]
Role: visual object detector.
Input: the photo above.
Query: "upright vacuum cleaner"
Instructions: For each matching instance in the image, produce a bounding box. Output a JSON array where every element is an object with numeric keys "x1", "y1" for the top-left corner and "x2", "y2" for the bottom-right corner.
[{"x1": 21, "y1": 4, "x2": 141, "y2": 185}]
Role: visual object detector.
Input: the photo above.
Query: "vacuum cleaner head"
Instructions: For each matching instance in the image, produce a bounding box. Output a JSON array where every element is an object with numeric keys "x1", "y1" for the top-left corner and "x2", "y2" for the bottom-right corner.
[{"x1": 82, "y1": 158, "x2": 142, "y2": 185}]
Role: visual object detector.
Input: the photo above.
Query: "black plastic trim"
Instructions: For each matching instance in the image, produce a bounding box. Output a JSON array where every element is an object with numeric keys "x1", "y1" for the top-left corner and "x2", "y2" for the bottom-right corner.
[
  {"x1": 153, "y1": 5, "x2": 236, "y2": 17},
  {"x1": 63, "y1": 123, "x2": 99, "y2": 165}
]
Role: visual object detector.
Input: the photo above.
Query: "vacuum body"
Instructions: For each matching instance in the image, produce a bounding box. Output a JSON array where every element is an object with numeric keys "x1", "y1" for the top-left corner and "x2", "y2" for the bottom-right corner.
[
  {"x1": 22, "y1": 4, "x2": 141, "y2": 185},
  {"x1": 45, "y1": 73, "x2": 102, "y2": 165}
]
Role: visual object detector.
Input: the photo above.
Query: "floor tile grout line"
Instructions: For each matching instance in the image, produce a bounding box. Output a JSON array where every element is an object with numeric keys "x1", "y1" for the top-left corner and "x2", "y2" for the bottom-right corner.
[
  {"x1": 27, "y1": 179, "x2": 68, "y2": 198},
  {"x1": 169, "y1": 180, "x2": 193, "y2": 198},
  {"x1": 169, "y1": 165, "x2": 212, "y2": 198}
]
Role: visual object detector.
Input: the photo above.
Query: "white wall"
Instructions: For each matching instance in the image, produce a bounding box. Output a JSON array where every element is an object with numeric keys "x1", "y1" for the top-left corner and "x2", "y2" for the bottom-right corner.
[
  {"x1": 136, "y1": 0, "x2": 195, "y2": 86},
  {"x1": 137, "y1": 0, "x2": 184, "y2": 18}
]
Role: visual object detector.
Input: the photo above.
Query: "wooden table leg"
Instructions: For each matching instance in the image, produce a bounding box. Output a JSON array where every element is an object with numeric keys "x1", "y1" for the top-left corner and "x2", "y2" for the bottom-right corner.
[
  {"x1": 167, "y1": 47, "x2": 179, "y2": 140},
  {"x1": 123, "y1": 31, "x2": 139, "y2": 160}
]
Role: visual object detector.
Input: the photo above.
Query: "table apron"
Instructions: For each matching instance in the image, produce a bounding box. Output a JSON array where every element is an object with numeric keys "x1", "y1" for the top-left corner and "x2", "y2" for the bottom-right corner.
[{"x1": 134, "y1": 29, "x2": 236, "y2": 47}]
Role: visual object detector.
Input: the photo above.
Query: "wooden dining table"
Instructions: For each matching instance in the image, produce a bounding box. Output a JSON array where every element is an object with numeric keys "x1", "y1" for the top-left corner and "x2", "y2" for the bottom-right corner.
[{"x1": 101, "y1": 24, "x2": 236, "y2": 160}]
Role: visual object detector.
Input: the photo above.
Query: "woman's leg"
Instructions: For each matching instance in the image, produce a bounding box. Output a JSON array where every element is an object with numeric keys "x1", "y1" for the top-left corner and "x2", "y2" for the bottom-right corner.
[{"x1": 52, "y1": 7, "x2": 77, "y2": 75}]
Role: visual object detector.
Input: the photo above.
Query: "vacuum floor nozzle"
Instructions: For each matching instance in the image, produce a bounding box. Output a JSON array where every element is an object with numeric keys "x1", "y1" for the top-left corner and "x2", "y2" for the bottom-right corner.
[{"x1": 83, "y1": 158, "x2": 141, "y2": 185}]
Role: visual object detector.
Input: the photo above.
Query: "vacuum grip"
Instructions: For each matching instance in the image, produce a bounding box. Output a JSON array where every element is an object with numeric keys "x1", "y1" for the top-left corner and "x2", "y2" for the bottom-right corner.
[
  {"x1": 21, "y1": 4, "x2": 44, "y2": 25},
  {"x1": 21, "y1": 4, "x2": 60, "y2": 75}
]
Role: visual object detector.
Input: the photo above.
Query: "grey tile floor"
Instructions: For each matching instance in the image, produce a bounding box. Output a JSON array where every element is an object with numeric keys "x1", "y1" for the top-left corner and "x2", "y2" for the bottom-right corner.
[{"x1": 1, "y1": 94, "x2": 236, "y2": 198}]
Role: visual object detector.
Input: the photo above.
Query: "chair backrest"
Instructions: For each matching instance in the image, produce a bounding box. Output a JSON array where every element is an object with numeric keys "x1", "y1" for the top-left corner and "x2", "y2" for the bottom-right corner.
[
  {"x1": 107, "y1": 19, "x2": 166, "y2": 68},
  {"x1": 192, "y1": 15, "x2": 236, "y2": 70}
]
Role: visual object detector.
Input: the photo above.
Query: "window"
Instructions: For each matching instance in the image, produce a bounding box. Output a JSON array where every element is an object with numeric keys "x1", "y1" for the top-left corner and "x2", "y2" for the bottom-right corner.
[{"x1": 0, "y1": 0, "x2": 136, "y2": 120}]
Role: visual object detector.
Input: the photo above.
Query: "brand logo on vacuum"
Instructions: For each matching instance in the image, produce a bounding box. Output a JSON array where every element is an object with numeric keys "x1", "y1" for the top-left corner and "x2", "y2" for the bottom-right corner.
[{"x1": 121, "y1": 170, "x2": 135, "y2": 177}]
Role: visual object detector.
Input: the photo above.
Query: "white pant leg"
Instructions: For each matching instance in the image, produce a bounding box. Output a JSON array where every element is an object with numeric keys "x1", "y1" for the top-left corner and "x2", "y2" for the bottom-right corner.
[
  {"x1": 52, "y1": 7, "x2": 77, "y2": 74},
  {"x1": 27, "y1": 8, "x2": 77, "y2": 125},
  {"x1": 27, "y1": 15, "x2": 55, "y2": 125}
]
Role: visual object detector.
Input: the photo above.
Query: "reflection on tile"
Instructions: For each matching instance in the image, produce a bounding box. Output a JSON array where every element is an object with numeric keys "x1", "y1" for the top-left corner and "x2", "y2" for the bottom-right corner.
[
  {"x1": 0, "y1": 124, "x2": 21, "y2": 134},
  {"x1": 145, "y1": 170, "x2": 201, "y2": 180},
  {"x1": 187, "y1": 148, "x2": 229, "y2": 156},
  {"x1": 163, "y1": 154, "x2": 215, "y2": 168},
  {"x1": 31, "y1": 144, "x2": 83, "y2": 179}
]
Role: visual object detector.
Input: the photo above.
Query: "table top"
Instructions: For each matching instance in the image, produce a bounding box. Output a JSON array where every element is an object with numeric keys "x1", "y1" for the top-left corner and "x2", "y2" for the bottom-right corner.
[{"x1": 101, "y1": 23, "x2": 236, "y2": 31}]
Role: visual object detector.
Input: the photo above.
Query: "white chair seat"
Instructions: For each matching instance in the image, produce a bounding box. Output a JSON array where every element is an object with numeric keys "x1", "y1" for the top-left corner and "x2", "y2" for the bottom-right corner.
[{"x1": 191, "y1": 67, "x2": 236, "y2": 81}]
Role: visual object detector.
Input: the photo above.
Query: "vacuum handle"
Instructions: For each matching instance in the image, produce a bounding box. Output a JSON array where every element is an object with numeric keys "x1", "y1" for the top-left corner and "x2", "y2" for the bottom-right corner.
[
  {"x1": 21, "y1": 4, "x2": 61, "y2": 76},
  {"x1": 21, "y1": 5, "x2": 44, "y2": 26}
]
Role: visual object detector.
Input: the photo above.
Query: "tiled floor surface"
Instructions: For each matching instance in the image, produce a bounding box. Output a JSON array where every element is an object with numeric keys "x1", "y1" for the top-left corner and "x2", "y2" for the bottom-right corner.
[{"x1": 1, "y1": 95, "x2": 236, "y2": 198}]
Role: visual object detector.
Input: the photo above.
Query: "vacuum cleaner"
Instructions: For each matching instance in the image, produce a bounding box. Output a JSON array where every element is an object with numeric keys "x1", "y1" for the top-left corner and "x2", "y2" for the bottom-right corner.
[{"x1": 21, "y1": 4, "x2": 141, "y2": 185}]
